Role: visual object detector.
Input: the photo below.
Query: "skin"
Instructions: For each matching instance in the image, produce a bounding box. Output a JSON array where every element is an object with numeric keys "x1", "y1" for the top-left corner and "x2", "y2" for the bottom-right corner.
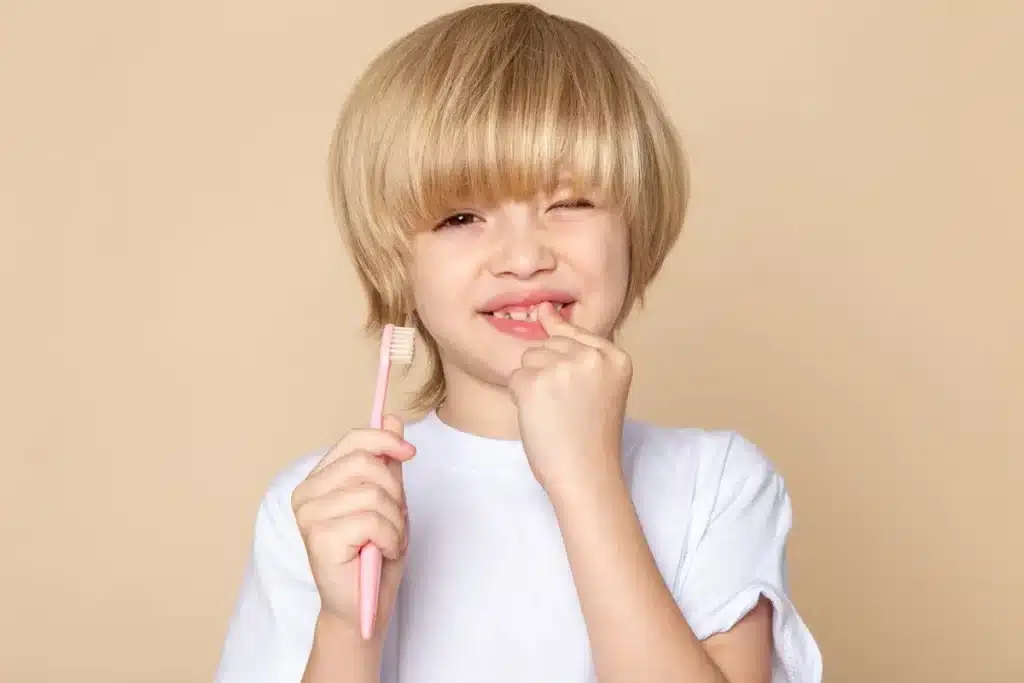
[
  {"x1": 409, "y1": 188, "x2": 632, "y2": 443},
  {"x1": 297, "y1": 186, "x2": 774, "y2": 683}
]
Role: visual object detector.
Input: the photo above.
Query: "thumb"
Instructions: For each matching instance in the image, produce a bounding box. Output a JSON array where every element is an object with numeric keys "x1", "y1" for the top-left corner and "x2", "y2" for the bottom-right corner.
[
  {"x1": 381, "y1": 413, "x2": 405, "y2": 439},
  {"x1": 380, "y1": 413, "x2": 409, "y2": 483}
]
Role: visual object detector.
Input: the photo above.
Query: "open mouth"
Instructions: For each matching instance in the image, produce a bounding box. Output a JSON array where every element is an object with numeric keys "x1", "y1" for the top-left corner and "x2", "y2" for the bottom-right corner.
[
  {"x1": 479, "y1": 299, "x2": 576, "y2": 340},
  {"x1": 484, "y1": 301, "x2": 570, "y2": 322}
]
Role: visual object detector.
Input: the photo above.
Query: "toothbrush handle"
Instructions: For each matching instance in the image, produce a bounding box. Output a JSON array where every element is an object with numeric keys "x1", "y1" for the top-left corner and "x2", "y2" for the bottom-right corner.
[
  {"x1": 358, "y1": 543, "x2": 383, "y2": 640},
  {"x1": 359, "y1": 325, "x2": 394, "y2": 640}
]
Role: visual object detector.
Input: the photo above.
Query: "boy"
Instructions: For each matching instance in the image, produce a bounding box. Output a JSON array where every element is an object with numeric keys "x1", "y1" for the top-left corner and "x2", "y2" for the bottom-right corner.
[{"x1": 215, "y1": 3, "x2": 822, "y2": 682}]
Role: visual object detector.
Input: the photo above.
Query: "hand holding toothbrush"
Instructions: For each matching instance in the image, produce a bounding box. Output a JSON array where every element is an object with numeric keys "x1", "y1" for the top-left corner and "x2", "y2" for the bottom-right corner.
[
  {"x1": 290, "y1": 415, "x2": 415, "y2": 641},
  {"x1": 508, "y1": 301, "x2": 632, "y2": 499}
]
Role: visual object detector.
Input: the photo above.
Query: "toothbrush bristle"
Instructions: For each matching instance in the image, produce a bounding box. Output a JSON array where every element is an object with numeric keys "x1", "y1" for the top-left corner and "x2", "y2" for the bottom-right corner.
[{"x1": 388, "y1": 325, "x2": 416, "y2": 364}]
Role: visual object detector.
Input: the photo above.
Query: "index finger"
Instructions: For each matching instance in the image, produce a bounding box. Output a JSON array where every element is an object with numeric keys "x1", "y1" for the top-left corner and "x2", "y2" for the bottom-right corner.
[
  {"x1": 536, "y1": 301, "x2": 607, "y2": 349},
  {"x1": 312, "y1": 421, "x2": 415, "y2": 475}
]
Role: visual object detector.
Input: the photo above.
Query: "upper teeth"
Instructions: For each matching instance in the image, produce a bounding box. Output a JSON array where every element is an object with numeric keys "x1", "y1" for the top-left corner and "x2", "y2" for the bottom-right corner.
[{"x1": 491, "y1": 302, "x2": 565, "y2": 321}]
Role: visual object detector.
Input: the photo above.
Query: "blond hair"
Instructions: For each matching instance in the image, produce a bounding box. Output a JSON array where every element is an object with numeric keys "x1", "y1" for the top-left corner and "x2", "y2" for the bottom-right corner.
[{"x1": 327, "y1": 2, "x2": 688, "y2": 412}]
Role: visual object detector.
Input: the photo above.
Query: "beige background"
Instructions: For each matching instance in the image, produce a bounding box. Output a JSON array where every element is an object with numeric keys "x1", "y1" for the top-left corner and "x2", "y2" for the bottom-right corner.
[{"x1": 1, "y1": 1, "x2": 1021, "y2": 681}]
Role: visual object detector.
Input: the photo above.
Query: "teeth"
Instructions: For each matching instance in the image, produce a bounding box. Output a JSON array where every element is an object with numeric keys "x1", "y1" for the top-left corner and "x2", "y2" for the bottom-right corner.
[{"x1": 488, "y1": 301, "x2": 569, "y2": 321}]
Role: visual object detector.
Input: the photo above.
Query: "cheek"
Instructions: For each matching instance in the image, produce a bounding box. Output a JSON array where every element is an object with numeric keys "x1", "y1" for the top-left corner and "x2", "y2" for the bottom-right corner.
[
  {"x1": 588, "y1": 227, "x2": 630, "y2": 301},
  {"x1": 409, "y1": 241, "x2": 469, "y2": 322},
  {"x1": 609, "y1": 235, "x2": 631, "y2": 293},
  {"x1": 575, "y1": 227, "x2": 630, "y2": 334}
]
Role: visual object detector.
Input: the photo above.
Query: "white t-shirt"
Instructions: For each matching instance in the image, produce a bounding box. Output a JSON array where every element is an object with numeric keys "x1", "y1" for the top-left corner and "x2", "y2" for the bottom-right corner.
[{"x1": 215, "y1": 411, "x2": 823, "y2": 682}]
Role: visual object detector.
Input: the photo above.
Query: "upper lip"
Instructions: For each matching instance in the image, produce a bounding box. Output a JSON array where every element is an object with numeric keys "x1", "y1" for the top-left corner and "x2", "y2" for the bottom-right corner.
[{"x1": 478, "y1": 289, "x2": 577, "y2": 313}]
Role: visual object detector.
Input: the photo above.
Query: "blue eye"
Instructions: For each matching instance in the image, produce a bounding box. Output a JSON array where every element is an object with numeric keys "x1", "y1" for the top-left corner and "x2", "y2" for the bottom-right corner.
[{"x1": 435, "y1": 212, "x2": 481, "y2": 230}]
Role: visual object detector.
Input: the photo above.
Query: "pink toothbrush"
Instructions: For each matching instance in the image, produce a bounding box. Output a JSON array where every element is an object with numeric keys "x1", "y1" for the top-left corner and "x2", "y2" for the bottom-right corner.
[{"x1": 359, "y1": 323, "x2": 416, "y2": 640}]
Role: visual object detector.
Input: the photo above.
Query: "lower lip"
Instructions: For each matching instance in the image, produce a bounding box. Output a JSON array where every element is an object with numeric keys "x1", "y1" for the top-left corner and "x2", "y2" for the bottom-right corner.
[{"x1": 482, "y1": 304, "x2": 574, "y2": 340}]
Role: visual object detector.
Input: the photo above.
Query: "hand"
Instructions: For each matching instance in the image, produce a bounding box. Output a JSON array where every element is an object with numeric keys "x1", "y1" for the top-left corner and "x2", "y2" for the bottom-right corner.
[
  {"x1": 290, "y1": 415, "x2": 415, "y2": 641},
  {"x1": 508, "y1": 302, "x2": 632, "y2": 497}
]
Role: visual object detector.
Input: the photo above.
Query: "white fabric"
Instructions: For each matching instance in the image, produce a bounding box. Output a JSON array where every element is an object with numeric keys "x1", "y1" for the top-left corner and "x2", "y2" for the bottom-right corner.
[{"x1": 215, "y1": 411, "x2": 823, "y2": 682}]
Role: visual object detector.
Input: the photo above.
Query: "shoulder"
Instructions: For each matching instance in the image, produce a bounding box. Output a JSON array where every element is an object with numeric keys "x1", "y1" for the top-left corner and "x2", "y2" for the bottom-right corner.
[
  {"x1": 630, "y1": 422, "x2": 822, "y2": 678},
  {"x1": 259, "y1": 447, "x2": 326, "y2": 516},
  {"x1": 623, "y1": 419, "x2": 792, "y2": 547},
  {"x1": 215, "y1": 449, "x2": 329, "y2": 681},
  {"x1": 623, "y1": 418, "x2": 783, "y2": 499},
  {"x1": 246, "y1": 446, "x2": 329, "y2": 561}
]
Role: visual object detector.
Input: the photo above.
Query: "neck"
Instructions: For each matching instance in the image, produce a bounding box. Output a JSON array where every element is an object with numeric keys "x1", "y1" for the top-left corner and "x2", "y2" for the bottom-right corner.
[{"x1": 435, "y1": 366, "x2": 522, "y2": 441}]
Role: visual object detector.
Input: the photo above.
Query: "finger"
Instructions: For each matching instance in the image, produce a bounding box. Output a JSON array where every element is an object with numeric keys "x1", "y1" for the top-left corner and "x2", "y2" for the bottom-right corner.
[
  {"x1": 310, "y1": 511, "x2": 405, "y2": 562},
  {"x1": 536, "y1": 302, "x2": 607, "y2": 348},
  {"x1": 507, "y1": 366, "x2": 538, "y2": 398},
  {"x1": 294, "y1": 482, "x2": 405, "y2": 540},
  {"x1": 379, "y1": 414, "x2": 408, "y2": 484},
  {"x1": 381, "y1": 413, "x2": 404, "y2": 440},
  {"x1": 541, "y1": 335, "x2": 585, "y2": 355},
  {"x1": 329, "y1": 450, "x2": 405, "y2": 502},
  {"x1": 312, "y1": 426, "x2": 416, "y2": 475},
  {"x1": 519, "y1": 346, "x2": 564, "y2": 370},
  {"x1": 296, "y1": 450, "x2": 403, "y2": 507}
]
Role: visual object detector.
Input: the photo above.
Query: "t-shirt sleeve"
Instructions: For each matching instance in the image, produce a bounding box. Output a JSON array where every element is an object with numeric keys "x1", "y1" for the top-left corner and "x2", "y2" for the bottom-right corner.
[
  {"x1": 214, "y1": 458, "x2": 323, "y2": 683},
  {"x1": 674, "y1": 433, "x2": 823, "y2": 683}
]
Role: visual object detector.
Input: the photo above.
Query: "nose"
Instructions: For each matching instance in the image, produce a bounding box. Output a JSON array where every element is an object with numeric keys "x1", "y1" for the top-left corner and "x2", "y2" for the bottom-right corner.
[{"x1": 488, "y1": 208, "x2": 556, "y2": 279}]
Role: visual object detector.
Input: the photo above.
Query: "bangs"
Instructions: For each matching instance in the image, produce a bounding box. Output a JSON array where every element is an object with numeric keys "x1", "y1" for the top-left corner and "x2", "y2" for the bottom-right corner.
[{"x1": 360, "y1": 12, "x2": 648, "y2": 230}]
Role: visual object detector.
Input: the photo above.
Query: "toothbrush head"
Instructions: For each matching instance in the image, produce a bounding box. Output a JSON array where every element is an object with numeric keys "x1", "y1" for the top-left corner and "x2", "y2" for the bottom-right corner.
[{"x1": 387, "y1": 324, "x2": 416, "y2": 365}]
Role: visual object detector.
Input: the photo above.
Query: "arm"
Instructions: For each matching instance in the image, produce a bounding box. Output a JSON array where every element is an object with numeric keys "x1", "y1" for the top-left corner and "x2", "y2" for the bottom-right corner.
[
  {"x1": 550, "y1": 461, "x2": 773, "y2": 683},
  {"x1": 301, "y1": 611, "x2": 382, "y2": 683},
  {"x1": 509, "y1": 306, "x2": 819, "y2": 683}
]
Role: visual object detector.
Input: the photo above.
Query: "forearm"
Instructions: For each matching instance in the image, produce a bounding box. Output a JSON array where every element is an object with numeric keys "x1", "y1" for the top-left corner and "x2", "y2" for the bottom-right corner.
[
  {"x1": 302, "y1": 611, "x2": 382, "y2": 683},
  {"x1": 550, "y1": 462, "x2": 729, "y2": 683}
]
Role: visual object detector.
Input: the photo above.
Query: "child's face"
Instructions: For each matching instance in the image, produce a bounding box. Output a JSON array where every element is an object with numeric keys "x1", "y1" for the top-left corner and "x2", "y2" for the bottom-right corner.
[{"x1": 409, "y1": 186, "x2": 630, "y2": 388}]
